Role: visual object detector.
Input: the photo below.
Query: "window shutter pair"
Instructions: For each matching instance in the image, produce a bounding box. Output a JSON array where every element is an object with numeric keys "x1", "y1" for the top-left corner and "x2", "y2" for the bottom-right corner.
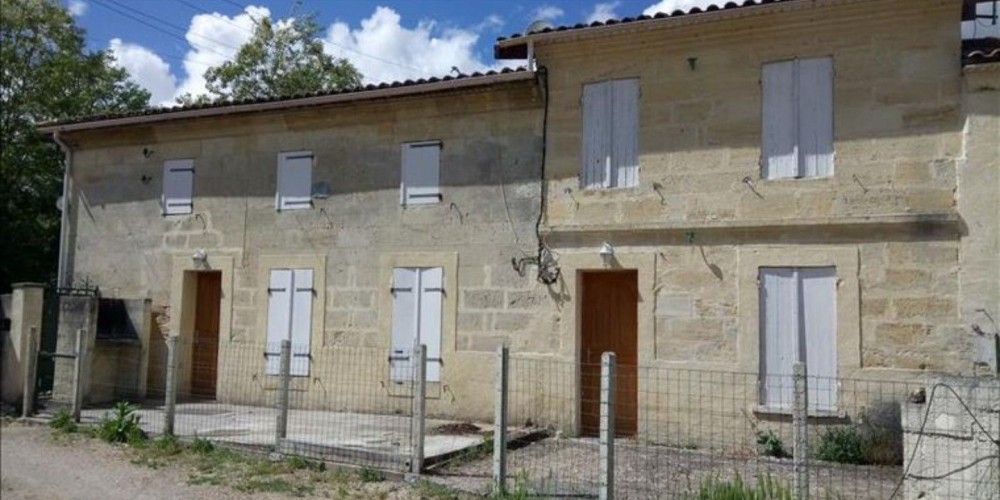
[
  {"x1": 277, "y1": 152, "x2": 313, "y2": 210},
  {"x1": 582, "y1": 78, "x2": 639, "y2": 189},
  {"x1": 265, "y1": 269, "x2": 313, "y2": 376},
  {"x1": 390, "y1": 267, "x2": 443, "y2": 382},
  {"x1": 762, "y1": 57, "x2": 834, "y2": 179},
  {"x1": 401, "y1": 142, "x2": 441, "y2": 205},
  {"x1": 759, "y1": 267, "x2": 837, "y2": 412},
  {"x1": 162, "y1": 159, "x2": 194, "y2": 215}
]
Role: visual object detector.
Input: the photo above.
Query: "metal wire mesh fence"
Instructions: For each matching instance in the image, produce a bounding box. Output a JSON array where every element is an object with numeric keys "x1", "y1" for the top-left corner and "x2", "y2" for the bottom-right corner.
[
  {"x1": 40, "y1": 334, "x2": 427, "y2": 473},
  {"x1": 26, "y1": 331, "x2": 999, "y2": 498},
  {"x1": 432, "y1": 349, "x2": 998, "y2": 500}
]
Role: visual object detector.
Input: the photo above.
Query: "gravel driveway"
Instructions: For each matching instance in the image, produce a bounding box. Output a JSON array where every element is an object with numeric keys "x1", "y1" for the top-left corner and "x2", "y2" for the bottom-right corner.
[{"x1": 0, "y1": 422, "x2": 465, "y2": 500}]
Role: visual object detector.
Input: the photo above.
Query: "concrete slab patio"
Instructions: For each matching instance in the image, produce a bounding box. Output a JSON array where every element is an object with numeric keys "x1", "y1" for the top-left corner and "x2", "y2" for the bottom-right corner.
[{"x1": 62, "y1": 401, "x2": 489, "y2": 469}]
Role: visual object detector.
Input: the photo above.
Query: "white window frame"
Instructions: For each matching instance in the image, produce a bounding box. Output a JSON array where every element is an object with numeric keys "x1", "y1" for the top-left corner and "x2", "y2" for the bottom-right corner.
[
  {"x1": 400, "y1": 141, "x2": 442, "y2": 205},
  {"x1": 758, "y1": 266, "x2": 838, "y2": 414},
  {"x1": 581, "y1": 78, "x2": 639, "y2": 189},
  {"x1": 761, "y1": 57, "x2": 834, "y2": 180},
  {"x1": 276, "y1": 151, "x2": 313, "y2": 211},
  {"x1": 161, "y1": 159, "x2": 194, "y2": 215},
  {"x1": 265, "y1": 268, "x2": 314, "y2": 376}
]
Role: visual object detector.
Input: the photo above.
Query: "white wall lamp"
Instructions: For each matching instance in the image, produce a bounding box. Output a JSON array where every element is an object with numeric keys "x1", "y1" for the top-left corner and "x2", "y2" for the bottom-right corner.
[
  {"x1": 192, "y1": 249, "x2": 208, "y2": 266},
  {"x1": 599, "y1": 241, "x2": 615, "y2": 264}
]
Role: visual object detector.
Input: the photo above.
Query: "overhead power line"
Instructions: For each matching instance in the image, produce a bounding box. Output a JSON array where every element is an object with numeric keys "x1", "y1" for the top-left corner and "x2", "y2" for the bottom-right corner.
[
  {"x1": 89, "y1": 0, "x2": 238, "y2": 61},
  {"x1": 207, "y1": 0, "x2": 433, "y2": 76}
]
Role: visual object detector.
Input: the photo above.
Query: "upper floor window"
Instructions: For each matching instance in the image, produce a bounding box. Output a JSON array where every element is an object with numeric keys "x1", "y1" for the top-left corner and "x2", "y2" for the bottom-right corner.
[
  {"x1": 401, "y1": 141, "x2": 441, "y2": 205},
  {"x1": 582, "y1": 78, "x2": 639, "y2": 189},
  {"x1": 761, "y1": 57, "x2": 834, "y2": 180},
  {"x1": 162, "y1": 159, "x2": 194, "y2": 215},
  {"x1": 276, "y1": 151, "x2": 313, "y2": 211}
]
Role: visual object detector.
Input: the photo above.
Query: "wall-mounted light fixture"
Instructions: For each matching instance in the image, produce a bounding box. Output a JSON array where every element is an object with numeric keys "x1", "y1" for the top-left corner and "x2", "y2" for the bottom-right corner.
[
  {"x1": 192, "y1": 249, "x2": 208, "y2": 264},
  {"x1": 599, "y1": 241, "x2": 615, "y2": 263}
]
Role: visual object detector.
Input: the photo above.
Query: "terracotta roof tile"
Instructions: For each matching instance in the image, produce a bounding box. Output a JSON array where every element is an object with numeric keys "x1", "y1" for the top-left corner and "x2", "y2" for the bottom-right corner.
[
  {"x1": 963, "y1": 37, "x2": 1000, "y2": 66},
  {"x1": 496, "y1": 0, "x2": 797, "y2": 43},
  {"x1": 40, "y1": 67, "x2": 529, "y2": 129}
]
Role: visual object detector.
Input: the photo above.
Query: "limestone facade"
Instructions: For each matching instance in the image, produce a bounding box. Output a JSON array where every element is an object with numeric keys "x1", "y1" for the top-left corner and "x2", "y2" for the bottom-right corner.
[{"x1": 44, "y1": 0, "x2": 998, "y2": 432}]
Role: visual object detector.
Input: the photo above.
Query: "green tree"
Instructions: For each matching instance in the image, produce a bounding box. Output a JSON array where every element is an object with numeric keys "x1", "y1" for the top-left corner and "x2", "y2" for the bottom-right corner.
[
  {"x1": 0, "y1": 0, "x2": 150, "y2": 291},
  {"x1": 179, "y1": 9, "x2": 361, "y2": 104}
]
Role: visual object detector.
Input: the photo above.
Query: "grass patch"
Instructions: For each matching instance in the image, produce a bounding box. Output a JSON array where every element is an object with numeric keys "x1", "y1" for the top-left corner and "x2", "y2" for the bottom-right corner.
[
  {"x1": 357, "y1": 466, "x2": 385, "y2": 483},
  {"x1": 756, "y1": 430, "x2": 790, "y2": 459},
  {"x1": 95, "y1": 401, "x2": 146, "y2": 444},
  {"x1": 490, "y1": 473, "x2": 532, "y2": 499},
  {"x1": 693, "y1": 475, "x2": 793, "y2": 500},
  {"x1": 49, "y1": 409, "x2": 77, "y2": 433}
]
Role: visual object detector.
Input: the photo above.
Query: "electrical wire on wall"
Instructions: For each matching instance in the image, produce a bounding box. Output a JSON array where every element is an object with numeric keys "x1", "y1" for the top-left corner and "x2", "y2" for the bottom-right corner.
[{"x1": 512, "y1": 66, "x2": 561, "y2": 285}]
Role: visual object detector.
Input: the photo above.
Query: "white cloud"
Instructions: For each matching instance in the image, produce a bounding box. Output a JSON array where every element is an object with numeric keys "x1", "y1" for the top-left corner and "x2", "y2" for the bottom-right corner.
[
  {"x1": 108, "y1": 38, "x2": 177, "y2": 106},
  {"x1": 643, "y1": 0, "x2": 721, "y2": 16},
  {"x1": 102, "y1": 5, "x2": 518, "y2": 106},
  {"x1": 324, "y1": 6, "x2": 504, "y2": 84},
  {"x1": 473, "y1": 13, "x2": 504, "y2": 32},
  {"x1": 173, "y1": 6, "x2": 266, "y2": 100},
  {"x1": 67, "y1": 0, "x2": 87, "y2": 17},
  {"x1": 586, "y1": 2, "x2": 621, "y2": 24},
  {"x1": 532, "y1": 5, "x2": 565, "y2": 21}
]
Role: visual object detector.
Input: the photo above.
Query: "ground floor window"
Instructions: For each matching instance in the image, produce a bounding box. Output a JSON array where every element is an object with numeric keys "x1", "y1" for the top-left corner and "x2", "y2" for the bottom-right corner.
[
  {"x1": 265, "y1": 268, "x2": 314, "y2": 376},
  {"x1": 759, "y1": 266, "x2": 837, "y2": 412},
  {"x1": 390, "y1": 267, "x2": 443, "y2": 382}
]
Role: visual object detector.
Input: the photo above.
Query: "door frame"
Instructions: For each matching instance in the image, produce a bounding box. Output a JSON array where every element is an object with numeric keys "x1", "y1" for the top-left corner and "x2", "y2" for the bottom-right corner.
[
  {"x1": 555, "y1": 251, "x2": 656, "y2": 436},
  {"x1": 170, "y1": 254, "x2": 234, "y2": 398}
]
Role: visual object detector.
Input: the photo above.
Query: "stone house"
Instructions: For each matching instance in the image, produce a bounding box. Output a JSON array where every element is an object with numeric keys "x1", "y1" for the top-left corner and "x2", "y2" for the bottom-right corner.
[{"x1": 38, "y1": 0, "x2": 998, "y2": 438}]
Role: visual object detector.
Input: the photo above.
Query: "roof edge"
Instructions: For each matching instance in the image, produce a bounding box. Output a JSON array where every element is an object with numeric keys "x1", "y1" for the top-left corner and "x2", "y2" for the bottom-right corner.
[
  {"x1": 495, "y1": 0, "x2": 818, "y2": 58},
  {"x1": 39, "y1": 69, "x2": 535, "y2": 134}
]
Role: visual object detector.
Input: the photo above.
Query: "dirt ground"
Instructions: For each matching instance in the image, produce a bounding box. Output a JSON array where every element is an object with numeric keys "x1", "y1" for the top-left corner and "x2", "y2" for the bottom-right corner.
[
  {"x1": 0, "y1": 422, "x2": 473, "y2": 500},
  {"x1": 430, "y1": 436, "x2": 904, "y2": 499}
]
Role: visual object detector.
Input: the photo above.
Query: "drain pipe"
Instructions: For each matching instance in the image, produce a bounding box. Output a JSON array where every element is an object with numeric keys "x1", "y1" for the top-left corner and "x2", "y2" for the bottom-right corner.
[{"x1": 53, "y1": 131, "x2": 73, "y2": 288}]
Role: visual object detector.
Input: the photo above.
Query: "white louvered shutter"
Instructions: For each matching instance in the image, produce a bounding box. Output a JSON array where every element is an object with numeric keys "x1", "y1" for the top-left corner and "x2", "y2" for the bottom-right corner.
[
  {"x1": 760, "y1": 268, "x2": 799, "y2": 409},
  {"x1": 277, "y1": 152, "x2": 312, "y2": 210},
  {"x1": 797, "y1": 57, "x2": 834, "y2": 178},
  {"x1": 401, "y1": 142, "x2": 441, "y2": 205},
  {"x1": 582, "y1": 82, "x2": 611, "y2": 188},
  {"x1": 801, "y1": 267, "x2": 837, "y2": 412},
  {"x1": 762, "y1": 61, "x2": 798, "y2": 180},
  {"x1": 162, "y1": 159, "x2": 194, "y2": 215},
  {"x1": 611, "y1": 79, "x2": 639, "y2": 188},
  {"x1": 390, "y1": 268, "x2": 417, "y2": 381},
  {"x1": 265, "y1": 269, "x2": 292, "y2": 375},
  {"x1": 290, "y1": 269, "x2": 313, "y2": 376},
  {"x1": 419, "y1": 267, "x2": 443, "y2": 382}
]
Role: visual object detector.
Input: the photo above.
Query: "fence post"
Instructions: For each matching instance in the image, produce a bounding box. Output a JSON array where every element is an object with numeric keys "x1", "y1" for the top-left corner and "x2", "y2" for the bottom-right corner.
[
  {"x1": 164, "y1": 336, "x2": 178, "y2": 435},
  {"x1": 411, "y1": 344, "x2": 427, "y2": 475},
  {"x1": 275, "y1": 339, "x2": 292, "y2": 449},
  {"x1": 71, "y1": 328, "x2": 85, "y2": 422},
  {"x1": 793, "y1": 362, "x2": 809, "y2": 500},
  {"x1": 22, "y1": 326, "x2": 38, "y2": 418},
  {"x1": 600, "y1": 351, "x2": 616, "y2": 500},
  {"x1": 492, "y1": 345, "x2": 509, "y2": 495}
]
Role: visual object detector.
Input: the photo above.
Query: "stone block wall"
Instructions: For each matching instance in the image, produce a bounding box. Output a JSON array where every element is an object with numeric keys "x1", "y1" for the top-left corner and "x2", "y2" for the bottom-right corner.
[
  {"x1": 538, "y1": 0, "x2": 963, "y2": 230},
  {"x1": 902, "y1": 376, "x2": 1000, "y2": 500}
]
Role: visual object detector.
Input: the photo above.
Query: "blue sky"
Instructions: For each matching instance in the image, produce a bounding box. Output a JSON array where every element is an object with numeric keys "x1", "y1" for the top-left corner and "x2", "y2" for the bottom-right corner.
[{"x1": 64, "y1": 0, "x2": 999, "y2": 106}]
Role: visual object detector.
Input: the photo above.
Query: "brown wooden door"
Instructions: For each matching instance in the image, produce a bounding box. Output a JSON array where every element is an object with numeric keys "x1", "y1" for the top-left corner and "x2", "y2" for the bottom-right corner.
[
  {"x1": 192, "y1": 271, "x2": 221, "y2": 399},
  {"x1": 580, "y1": 271, "x2": 638, "y2": 437}
]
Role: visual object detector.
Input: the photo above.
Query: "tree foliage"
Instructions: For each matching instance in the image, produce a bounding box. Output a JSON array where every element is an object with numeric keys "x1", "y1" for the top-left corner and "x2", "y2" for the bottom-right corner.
[
  {"x1": 178, "y1": 10, "x2": 361, "y2": 104},
  {"x1": 0, "y1": 0, "x2": 150, "y2": 291}
]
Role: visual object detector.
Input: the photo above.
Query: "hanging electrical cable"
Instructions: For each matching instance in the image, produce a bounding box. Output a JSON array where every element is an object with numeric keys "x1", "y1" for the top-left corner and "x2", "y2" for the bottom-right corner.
[{"x1": 512, "y1": 65, "x2": 560, "y2": 285}]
